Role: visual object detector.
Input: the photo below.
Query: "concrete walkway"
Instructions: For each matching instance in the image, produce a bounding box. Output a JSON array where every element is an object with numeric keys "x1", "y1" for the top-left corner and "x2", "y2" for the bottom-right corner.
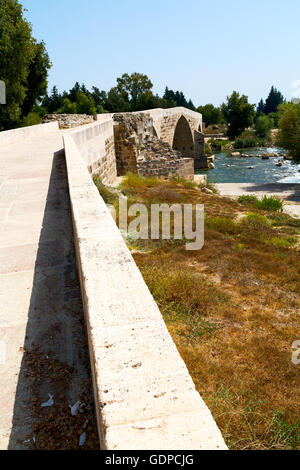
[
  {"x1": 0, "y1": 132, "x2": 98, "y2": 449},
  {"x1": 216, "y1": 183, "x2": 300, "y2": 218}
]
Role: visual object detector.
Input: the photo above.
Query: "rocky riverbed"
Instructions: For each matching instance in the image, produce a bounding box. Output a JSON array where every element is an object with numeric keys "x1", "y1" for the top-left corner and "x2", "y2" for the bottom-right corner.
[{"x1": 196, "y1": 147, "x2": 300, "y2": 183}]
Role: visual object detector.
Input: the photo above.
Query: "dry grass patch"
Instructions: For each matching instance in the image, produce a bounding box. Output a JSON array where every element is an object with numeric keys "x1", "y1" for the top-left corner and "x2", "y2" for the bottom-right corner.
[{"x1": 97, "y1": 174, "x2": 300, "y2": 450}]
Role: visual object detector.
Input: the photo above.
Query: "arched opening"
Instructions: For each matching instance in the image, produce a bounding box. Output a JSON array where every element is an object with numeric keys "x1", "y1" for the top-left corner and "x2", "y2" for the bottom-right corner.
[
  {"x1": 152, "y1": 126, "x2": 158, "y2": 138},
  {"x1": 172, "y1": 116, "x2": 194, "y2": 157}
]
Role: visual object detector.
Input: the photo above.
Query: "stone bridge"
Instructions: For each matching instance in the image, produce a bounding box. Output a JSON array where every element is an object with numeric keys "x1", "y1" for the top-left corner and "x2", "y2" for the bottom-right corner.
[
  {"x1": 95, "y1": 107, "x2": 206, "y2": 172},
  {"x1": 0, "y1": 109, "x2": 227, "y2": 450}
]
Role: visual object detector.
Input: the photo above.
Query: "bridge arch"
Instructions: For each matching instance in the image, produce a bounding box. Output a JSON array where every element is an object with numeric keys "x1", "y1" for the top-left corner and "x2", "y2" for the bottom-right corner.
[{"x1": 172, "y1": 115, "x2": 194, "y2": 157}]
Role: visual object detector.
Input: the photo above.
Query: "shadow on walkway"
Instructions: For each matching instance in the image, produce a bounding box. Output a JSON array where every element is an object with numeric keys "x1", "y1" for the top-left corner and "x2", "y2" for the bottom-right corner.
[
  {"x1": 240, "y1": 183, "x2": 300, "y2": 202},
  {"x1": 8, "y1": 150, "x2": 99, "y2": 450}
]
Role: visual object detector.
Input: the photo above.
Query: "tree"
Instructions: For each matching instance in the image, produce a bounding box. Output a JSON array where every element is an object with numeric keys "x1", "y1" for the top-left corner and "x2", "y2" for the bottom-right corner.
[
  {"x1": 264, "y1": 86, "x2": 284, "y2": 115},
  {"x1": 105, "y1": 86, "x2": 129, "y2": 113},
  {"x1": 255, "y1": 114, "x2": 274, "y2": 139},
  {"x1": 56, "y1": 98, "x2": 77, "y2": 114},
  {"x1": 221, "y1": 91, "x2": 255, "y2": 138},
  {"x1": 42, "y1": 86, "x2": 63, "y2": 113},
  {"x1": 116, "y1": 73, "x2": 153, "y2": 110},
  {"x1": 0, "y1": 0, "x2": 51, "y2": 130},
  {"x1": 276, "y1": 102, "x2": 300, "y2": 162},
  {"x1": 22, "y1": 41, "x2": 51, "y2": 116},
  {"x1": 256, "y1": 99, "x2": 265, "y2": 117},
  {"x1": 197, "y1": 104, "x2": 221, "y2": 126},
  {"x1": 75, "y1": 91, "x2": 96, "y2": 115},
  {"x1": 68, "y1": 82, "x2": 81, "y2": 102}
]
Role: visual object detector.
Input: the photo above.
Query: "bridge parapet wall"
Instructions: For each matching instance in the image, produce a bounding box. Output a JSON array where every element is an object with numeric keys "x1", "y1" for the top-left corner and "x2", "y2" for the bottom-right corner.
[
  {"x1": 0, "y1": 121, "x2": 58, "y2": 146},
  {"x1": 66, "y1": 120, "x2": 117, "y2": 184},
  {"x1": 63, "y1": 132, "x2": 228, "y2": 450}
]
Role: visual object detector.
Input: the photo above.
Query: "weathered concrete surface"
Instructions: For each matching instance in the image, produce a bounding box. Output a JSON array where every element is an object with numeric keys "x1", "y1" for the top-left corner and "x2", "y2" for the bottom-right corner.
[
  {"x1": 0, "y1": 122, "x2": 58, "y2": 147},
  {"x1": 0, "y1": 132, "x2": 98, "y2": 449},
  {"x1": 216, "y1": 183, "x2": 300, "y2": 218},
  {"x1": 68, "y1": 120, "x2": 117, "y2": 184},
  {"x1": 64, "y1": 134, "x2": 228, "y2": 450}
]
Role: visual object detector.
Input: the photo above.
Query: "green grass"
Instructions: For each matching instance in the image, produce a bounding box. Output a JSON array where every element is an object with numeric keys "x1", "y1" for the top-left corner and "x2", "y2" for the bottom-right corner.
[
  {"x1": 93, "y1": 176, "x2": 118, "y2": 204},
  {"x1": 238, "y1": 194, "x2": 284, "y2": 212},
  {"x1": 267, "y1": 213, "x2": 300, "y2": 227},
  {"x1": 206, "y1": 216, "x2": 238, "y2": 235},
  {"x1": 270, "y1": 236, "x2": 297, "y2": 248}
]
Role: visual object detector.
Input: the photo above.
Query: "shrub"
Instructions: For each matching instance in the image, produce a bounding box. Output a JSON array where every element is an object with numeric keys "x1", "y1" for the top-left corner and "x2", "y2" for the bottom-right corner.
[
  {"x1": 257, "y1": 196, "x2": 284, "y2": 212},
  {"x1": 206, "y1": 217, "x2": 238, "y2": 235},
  {"x1": 197, "y1": 181, "x2": 219, "y2": 194},
  {"x1": 276, "y1": 102, "x2": 300, "y2": 162},
  {"x1": 239, "y1": 214, "x2": 273, "y2": 240},
  {"x1": 255, "y1": 114, "x2": 274, "y2": 139},
  {"x1": 238, "y1": 195, "x2": 284, "y2": 212},
  {"x1": 240, "y1": 213, "x2": 272, "y2": 227},
  {"x1": 121, "y1": 173, "x2": 161, "y2": 195},
  {"x1": 238, "y1": 195, "x2": 259, "y2": 207},
  {"x1": 270, "y1": 237, "x2": 296, "y2": 248},
  {"x1": 267, "y1": 213, "x2": 300, "y2": 227},
  {"x1": 93, "y1": 176, "x2": 118, "y2": 204},
  {"x1": 19, "y1": 112, "x2": 42, "y2": 127},
  {"x1": 208, "y1": 138, "x2": 228, "y2": 152}
]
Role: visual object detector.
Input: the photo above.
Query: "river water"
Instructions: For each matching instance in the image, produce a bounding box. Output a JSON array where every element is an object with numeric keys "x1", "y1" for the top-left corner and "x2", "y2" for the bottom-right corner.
[{"x1": 196, "y1": 147, "x2": 300, "y2": 184}]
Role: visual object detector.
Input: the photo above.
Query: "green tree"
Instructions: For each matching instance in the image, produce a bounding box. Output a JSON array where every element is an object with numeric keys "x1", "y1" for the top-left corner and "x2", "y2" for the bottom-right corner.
[
  {"x1": 264, "y1": 86, "x2": 284, "y2": 115},
  {"x1": 197, "y1": 104, "x2": 221, "y2": 126},
  {"x1": 221, "y1": 91, "x2": 255, "y2": 138},
  {"x1": 105, "y1": 86, "x2": 129, "y2": 113},
  {"x1": 75, "y1": 91, "x2": 96, "y2": 115},
  {"x1": 21, "y1": 41, "x2": 51, "y2": 116},
  {"x1": 116, "y1": 73, "x2": 153, "y2": 111},
  {"x1": 0, "y1": 0, "x2": 51, "y2": 130},
  {"x1": 56, "y1": 97, "x2": 77, "y2": 114},
  {"x1": 42, "y1": 86, "x2": 63, "y2": 113},
  {"x1": 276, "y1": 102, "x2": 300, "y2": 162},
  {"x1": 256, "y1": 99, "x2": 265, "y2": 117},
  {"x1": 255, "y1": 114, "x2": 274, "y2": 138}
]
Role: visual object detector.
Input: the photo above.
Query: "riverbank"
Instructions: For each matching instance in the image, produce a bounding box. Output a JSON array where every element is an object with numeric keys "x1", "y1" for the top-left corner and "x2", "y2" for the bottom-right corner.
[
  {"x1": 102, "y1": 174, "x2": 300, "y2": 450},
  {"x1": 216, "y1": 183, "x2": 300, "y2": 218},
  {"x1": 197, "y1": 148, "x2": 300, "y2": 184}
]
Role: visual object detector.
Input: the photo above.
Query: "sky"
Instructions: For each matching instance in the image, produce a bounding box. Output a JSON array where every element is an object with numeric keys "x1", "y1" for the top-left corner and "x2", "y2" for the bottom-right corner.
[{"x1": 22, "y1": 0, "x2": 300, "y2": 107}]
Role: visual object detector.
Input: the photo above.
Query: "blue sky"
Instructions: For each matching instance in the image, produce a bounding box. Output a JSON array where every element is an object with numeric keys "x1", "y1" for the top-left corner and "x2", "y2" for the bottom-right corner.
[{"x1": 22, "y1": 0, "x2": 300, "y2": 107}]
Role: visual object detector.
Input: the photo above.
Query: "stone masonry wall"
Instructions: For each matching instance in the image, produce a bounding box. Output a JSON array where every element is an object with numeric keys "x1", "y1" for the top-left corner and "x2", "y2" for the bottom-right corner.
[
  {"x1": 68, "y1": 120, "x2": 117, "y2": 185},
  {"x1": 113, "y1": 113, "x2": 194, "y2": 180},
  {"x1": 43, "y1": 114, "x2": 96, "y2": 129}
]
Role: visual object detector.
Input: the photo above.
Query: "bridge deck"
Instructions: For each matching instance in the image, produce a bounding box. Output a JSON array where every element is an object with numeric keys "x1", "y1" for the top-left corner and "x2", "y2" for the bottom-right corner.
[{"x1": 0, "y1": 133, "x2": 98, "y2": 449}]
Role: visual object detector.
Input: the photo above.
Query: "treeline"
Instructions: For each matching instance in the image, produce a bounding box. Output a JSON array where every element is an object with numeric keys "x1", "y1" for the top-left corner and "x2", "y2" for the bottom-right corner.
[
  {"x1": 39, "y1": 76, "x2": 197, "y2": 117},
  {"x1": 0, "y1": 0, "x2": 51, "y2": 131}
]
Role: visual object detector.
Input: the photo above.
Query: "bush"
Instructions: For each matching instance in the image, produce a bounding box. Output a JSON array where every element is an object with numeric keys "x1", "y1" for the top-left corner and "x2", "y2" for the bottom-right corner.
[
  {"x1": 57, "y1": 98, "x2": 77, "y2": 114},
  {"x1": 19, "y1": 112, "x2": 42, "y2": 127},
  {"x1": 258, "y1": 195, "x2": 284, "y2": 212},
  {"x1": 277, "y1": 102, "x2": 300, "y2": 162},
  {"x1": 208, "y1": 138, "x2": 228, "y2": 152},
  {"x1": 241, "y1": 213, "x2": 272, "y2": 227},
  {"x1": 238, "y1": 195, "x2": 284, "y2": 212},
  {"x1": 267, "y1": 213, "x2": 300, "y2": 227},
  {"x1": 206, "y1": 217, "x2": 238, "y2": 235},
  {"x1": 93, "y1": 176, "x2": 118, "y2": 204},
  {"x1": 270, "y1": 237, "x2": 296, "y2": 248},
  {"x1": 238, "y1": 195, "x2": 259, "y2": 207},
  {"x1": 239, "y1": 214, "x2": 274, "y2": 240},
  {"x1": 255, "y1": 114, "x2": 274, "y2": 139}
]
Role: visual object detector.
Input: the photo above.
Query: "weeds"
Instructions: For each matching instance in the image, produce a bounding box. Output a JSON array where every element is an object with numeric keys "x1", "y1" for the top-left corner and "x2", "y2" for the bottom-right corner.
[
  {"x1": 238, "y1": 194, "x2": 284, "y2": 212},
  {"x1": 96, "y1": 174, "x2": 300, "y2": 450},
  {"x1": 93, "y1": 176, "x2": 118, "y2": 204}
]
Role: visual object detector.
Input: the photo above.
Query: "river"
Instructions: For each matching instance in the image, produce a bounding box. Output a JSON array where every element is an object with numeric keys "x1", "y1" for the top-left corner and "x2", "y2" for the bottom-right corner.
[{"x1": 196, "y1": 147, "x2": 300, "y2": 184}]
